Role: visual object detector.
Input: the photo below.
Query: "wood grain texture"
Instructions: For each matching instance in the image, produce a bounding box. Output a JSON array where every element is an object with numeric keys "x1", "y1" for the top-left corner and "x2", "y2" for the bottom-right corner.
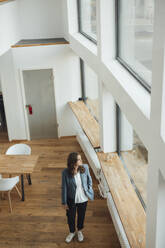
[
  {"x1": 11, "y1": 42, "x2": 69, "y2": 48},
  {"x1": 11, "y1": 38, "x2": 69, "y2": 48},
  {"x1": 0, "y1": 155, "x2": 39, "y2": 174},
  {"x1": 97, "y1": 152, "x2": 146, "y2": 248},
  {"x1": 68, "y1": 101, "x2": 100, "y2": 148},
  {"x1": 86, "y1": 98, "x2": 99, "y2": 121},
  {"x1": 121, "y1": 150, "x2": 148, "y2": 204},
  {"x1": 0, "y1": 137, "x2": 121, "y2": 248}
]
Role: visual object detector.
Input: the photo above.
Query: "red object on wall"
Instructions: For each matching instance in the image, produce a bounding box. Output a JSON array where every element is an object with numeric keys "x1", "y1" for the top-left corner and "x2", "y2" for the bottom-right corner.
[{"x1": 28, "y1": 105, "x2": 33, "y2": 115}]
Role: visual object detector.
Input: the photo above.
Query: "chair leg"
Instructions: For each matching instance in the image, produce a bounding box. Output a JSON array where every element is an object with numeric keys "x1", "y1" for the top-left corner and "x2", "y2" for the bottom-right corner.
[
  {"x1": 8, "y1": 191, "x2": 12, "y2": 213},
  {"x1": 15, "y1": 185, "x2": 22, "y2": 199},
  {"x1": 21, "y1": 174, "x2": 25, "y2": 201}
]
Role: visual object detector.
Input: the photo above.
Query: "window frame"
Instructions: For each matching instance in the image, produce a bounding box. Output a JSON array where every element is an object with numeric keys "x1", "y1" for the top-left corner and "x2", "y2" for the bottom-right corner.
[
  {"x1": 80, "y1": 59, "x2": 99, "y2": 123},
  {"x1": 79, "y1": 58, "x2": 87, "y2": 102},
  {"x1": 77, "y1": 0, "x2": 97, "y2": 44},
  {"x1": 116, "y1": 0, "x2": 151, "y2": 93},
  {"x1": 116, "y1": 105, "x2": 146, "y2": 210}
]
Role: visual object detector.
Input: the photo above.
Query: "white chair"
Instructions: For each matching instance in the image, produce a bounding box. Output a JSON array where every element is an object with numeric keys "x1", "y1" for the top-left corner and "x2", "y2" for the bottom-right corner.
[
  {"x1": 6, "y1": 144, "x2": 31, "y2": 155},
  {"x1": 6, "y1": 144, "x2": 32, "y2": 183},
  {"x1": 0, "y1": 176, "x2": 21, "y2": 212}
]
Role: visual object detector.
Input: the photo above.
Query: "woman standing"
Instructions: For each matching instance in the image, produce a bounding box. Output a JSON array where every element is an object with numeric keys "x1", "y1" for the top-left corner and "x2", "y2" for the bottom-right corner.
[{"x1": 61, "y1": 152, "x2": 94, "y2": 243}]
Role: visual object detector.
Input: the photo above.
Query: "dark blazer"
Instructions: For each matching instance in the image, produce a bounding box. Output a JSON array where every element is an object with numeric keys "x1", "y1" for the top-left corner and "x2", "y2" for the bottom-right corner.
[{"x1": 61, "y1": 164, "x2": 94, "y2": 205}]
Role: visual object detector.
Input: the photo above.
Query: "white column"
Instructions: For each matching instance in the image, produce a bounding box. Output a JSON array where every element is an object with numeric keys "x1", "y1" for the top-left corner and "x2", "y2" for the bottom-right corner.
[
  {"x1": 156, "y1": 171, "x2": 165, "y2": 248},
  {"x1": 146, "y1": 151, "x2": 159, "y2": 248},
  {"x1": 119, "y1": 112, "x2": 133, "y2": 151},
  {"x1": 99, "y1": 81, "x2": 116, "y2": 153},
  {"x1": 97, "y1": 0, "x2": 116, "y2": 62},
  {"x1": 150, "y1": 0, "x2": 165, "y2": 138},
  {"x1": 147, "y1": 0, "x2": 165, "y2": 247}
]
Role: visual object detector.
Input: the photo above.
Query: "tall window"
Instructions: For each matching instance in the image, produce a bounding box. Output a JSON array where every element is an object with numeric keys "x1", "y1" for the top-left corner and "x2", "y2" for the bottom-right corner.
[
  {"x1": 117, "y1": 106, "x2": 148, "y2": 209},
  {"x1": 117, "y1": 0, "x2": 154, "y2": 90},
  {"x1": 77, "y1": 0, "x2": 97, "y2": 43},
  {"x1": 80, "y1": 59, "x2": 99, "y2": 121}
]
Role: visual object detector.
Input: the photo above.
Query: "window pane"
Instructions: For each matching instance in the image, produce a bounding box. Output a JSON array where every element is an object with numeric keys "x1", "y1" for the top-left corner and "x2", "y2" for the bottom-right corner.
[
  {"x1": 117, "y1": 106, "x2": 148, "y2": 209},
  {"x1": 117, "y1": 0, "x2": 154, "y2": 87},
  {"x1": 78, "y1": 0, "x2": 97, "y2": 42}
]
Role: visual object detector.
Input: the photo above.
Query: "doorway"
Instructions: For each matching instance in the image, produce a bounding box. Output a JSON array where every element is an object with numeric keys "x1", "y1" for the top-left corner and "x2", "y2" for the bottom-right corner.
[{"x1": 23, "y1": 69, "x2": 58, "y2": 139}]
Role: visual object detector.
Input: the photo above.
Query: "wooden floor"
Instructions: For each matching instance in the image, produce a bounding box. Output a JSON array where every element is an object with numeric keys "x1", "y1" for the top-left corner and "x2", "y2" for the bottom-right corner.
[{"x1": 0, "y1": 136, "x2": 120, "y2": 248}]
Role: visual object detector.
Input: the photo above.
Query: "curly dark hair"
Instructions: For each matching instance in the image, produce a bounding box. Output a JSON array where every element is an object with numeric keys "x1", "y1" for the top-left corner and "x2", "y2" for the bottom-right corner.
[{"x1": 67, "y1": 152, "x2": 85, "y2": 176}]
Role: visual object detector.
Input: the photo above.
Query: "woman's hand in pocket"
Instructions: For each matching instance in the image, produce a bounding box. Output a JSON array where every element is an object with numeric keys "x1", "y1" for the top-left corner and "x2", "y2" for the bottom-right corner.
[{"x1": 62, "y1": 204, "x2": 68, "y2": 210}]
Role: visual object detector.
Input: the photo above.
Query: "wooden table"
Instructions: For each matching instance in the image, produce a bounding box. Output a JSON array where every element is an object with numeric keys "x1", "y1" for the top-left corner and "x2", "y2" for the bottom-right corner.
[{"x1": 0, "y1": 155, "x2": 39, "y2": 201}]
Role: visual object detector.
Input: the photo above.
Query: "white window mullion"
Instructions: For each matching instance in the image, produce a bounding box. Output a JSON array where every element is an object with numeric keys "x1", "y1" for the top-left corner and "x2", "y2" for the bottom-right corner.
[{"x1": 147, "y1": 0, "x2": 165, "y2": 247}]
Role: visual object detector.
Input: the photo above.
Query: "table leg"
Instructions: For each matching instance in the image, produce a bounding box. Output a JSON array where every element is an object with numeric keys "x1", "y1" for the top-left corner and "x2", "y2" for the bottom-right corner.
[
  {"x1": 21, "y1": 174, "x2": 25, "y2": 201},
  {"x1": 27, "y1": 174, "x2": 32, "y2": 185}
]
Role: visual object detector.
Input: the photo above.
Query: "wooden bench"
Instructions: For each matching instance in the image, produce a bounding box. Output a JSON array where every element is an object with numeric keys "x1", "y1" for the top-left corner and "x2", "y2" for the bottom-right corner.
[
  {"x1": 97, "y1": 152, "x2": 146, "y2": 248},
  {"x1": 68, "y1": 101, "x2": 100, "y2": 149}
]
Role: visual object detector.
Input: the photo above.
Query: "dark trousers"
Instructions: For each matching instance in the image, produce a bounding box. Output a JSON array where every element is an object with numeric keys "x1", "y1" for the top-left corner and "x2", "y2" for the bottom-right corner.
[{"x1": 66, "y1": 198, "x2": 88, "y2": 233}]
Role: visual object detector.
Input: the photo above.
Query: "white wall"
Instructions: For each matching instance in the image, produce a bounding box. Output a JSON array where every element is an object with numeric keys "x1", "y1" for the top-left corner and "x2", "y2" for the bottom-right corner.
[
  {"x1": 84, "y1": 62, "x2": 98, "y2": 99},
  {"x1": 12, "y1": 45, "x2": 81, "y2": 138},
  {"x1": 18, "y1": 0, "x2": 65, "y2": 39},
  {"x1": 0, "y1": 0, "x2": 78, "y2": 140},
  {"x1": 0, "y1": 0, "x2": 20, "y2": 56},
  {"x1": 0, "y1": 0, "x2": 68, "y2": 57},
  {"x1": 0, "y1": 49, "x2": 26, "y2": 140}
]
